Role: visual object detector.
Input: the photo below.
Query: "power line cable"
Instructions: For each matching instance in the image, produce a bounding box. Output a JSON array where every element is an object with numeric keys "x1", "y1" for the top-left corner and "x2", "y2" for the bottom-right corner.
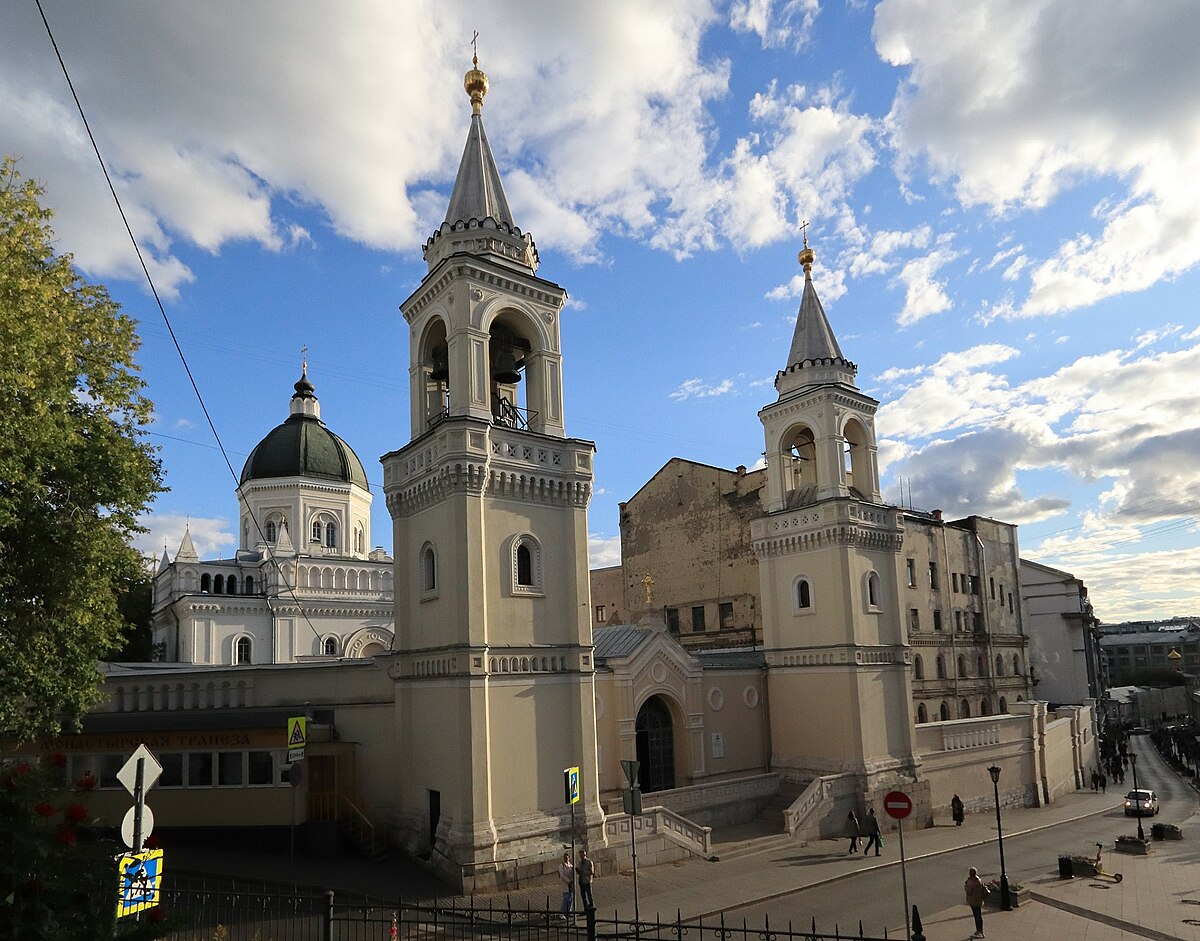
[{"x1": 35, "y1": 0, "x2": 334, "y2": 650}]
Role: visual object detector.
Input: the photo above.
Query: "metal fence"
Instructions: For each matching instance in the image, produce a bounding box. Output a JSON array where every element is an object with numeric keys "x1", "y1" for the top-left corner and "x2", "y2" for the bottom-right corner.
[{"x1": 132, "y1": 891, "x2": 898, "y2": 941}]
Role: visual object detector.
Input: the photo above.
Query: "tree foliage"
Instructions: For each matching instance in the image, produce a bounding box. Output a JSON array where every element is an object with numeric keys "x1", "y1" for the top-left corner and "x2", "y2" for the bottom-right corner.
[{"x1": 0, "y1": 158, "x2": 162, "y2": 742}]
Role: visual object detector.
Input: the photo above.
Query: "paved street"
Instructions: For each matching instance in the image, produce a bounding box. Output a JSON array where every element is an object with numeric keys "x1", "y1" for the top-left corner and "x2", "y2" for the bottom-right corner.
[{"x1": 173, "y1": 734, "x2": 1200, "y2": 940}]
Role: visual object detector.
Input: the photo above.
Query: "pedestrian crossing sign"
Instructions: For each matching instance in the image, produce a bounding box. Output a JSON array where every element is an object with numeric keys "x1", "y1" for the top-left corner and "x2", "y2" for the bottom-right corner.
[
  {"x1": 287, "y1": 716, "x2": 307, "y2": 749},
  {"x1": 116, "y1": 849, "x2": 164, "y2": 918},
  {"x1": 564, "y1": 766, "x2": 581, "y2": 805}
]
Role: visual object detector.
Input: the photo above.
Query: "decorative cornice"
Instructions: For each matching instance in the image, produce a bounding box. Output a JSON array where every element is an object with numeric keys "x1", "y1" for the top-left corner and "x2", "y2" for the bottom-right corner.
[{"x1": 403, "y1": 258, "x2": 565, "y2": 322}]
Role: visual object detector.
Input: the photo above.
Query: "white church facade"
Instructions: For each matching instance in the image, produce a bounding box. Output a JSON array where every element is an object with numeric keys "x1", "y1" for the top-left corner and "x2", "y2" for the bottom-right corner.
[{"x1": 30, "y1": 56, "x2": 1099, "y2": 891}]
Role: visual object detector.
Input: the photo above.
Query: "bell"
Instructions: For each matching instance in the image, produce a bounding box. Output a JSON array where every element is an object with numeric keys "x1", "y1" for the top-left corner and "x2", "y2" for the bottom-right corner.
[
  {"x1": 492, "y1": 346, "x2": 522, "y2": 384},
  {"x1": 429, "y1": 348, "x2": 449, "y2": 382}
]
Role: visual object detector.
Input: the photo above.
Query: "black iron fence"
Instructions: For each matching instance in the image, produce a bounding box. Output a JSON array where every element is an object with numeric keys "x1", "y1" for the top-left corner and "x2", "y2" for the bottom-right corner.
[{"x1": 127, "y1": 891, "x2": 898, "y2": 941}]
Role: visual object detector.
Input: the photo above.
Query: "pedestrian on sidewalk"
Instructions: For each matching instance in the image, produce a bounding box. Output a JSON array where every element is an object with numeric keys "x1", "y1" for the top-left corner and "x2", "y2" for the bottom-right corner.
[
  {"x1": 577, "y1": 848, "x2": 595, "y2": 910},
  {"x1": 1099, "y1": 772, "x2": 1107, "y2": 794},
  {"x1": 845, "y1": 810, "x2": 861, "y2": 854},
  {"x1": 964, "y1": 866, "x2": 989, "y2": 938},
  {"x1": 558, "y1": 852, "x2": 575, "y2": 920},
  {"x1": 1090, "y1": 768, "x2": 1099, "y2": 791},
  {"x1": 862, "y1": 808, "x2": 882, "y2": 856},
  {"x1": 951, "y1": 794, "x2": 965, "y2": 826}
]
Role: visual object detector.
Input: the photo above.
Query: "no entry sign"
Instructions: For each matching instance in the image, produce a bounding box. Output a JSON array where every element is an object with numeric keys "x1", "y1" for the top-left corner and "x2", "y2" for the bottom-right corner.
[{"x1": 884, "y1": 790, "x2": 913, "y2": 819}]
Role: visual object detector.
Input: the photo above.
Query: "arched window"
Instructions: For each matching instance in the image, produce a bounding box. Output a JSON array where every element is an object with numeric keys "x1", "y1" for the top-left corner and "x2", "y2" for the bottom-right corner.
[
  {"x1": 312, "y1": 522, "x2": 323, "y2": 544},
  {"x1": 917, "y1": 703, "x2": 928, "y2": 724},
  {"x1": 995, "y1": 655, "x2": 1004, "y2": 676},
  {"x1": 914, "y1": 655, "x2": 924, "y2": 680},
  {"x1": 939, "y1": 701, "x2": 951, "y2": 721},
  {"x1": 325, "y1": 522, "x2": 336, "y2": 548},
  {"x1": 999, "y1": 696, "x2": 1008, "y2": 713},
  {"x1": 957, "y1": 655, "x2": 967, "y2": 678},
  {"x1": 980, "y1": 698, "x2": 991, "y2": 716},
  {"x1": 511, "y1": 535, "x2": 542, "y2": 593},
  {"x1": 422, "y1": 544, "x2": 437, "y2": 593},
  {"x1": 244, "y1": 576, "x2": 254, "y2": 594},
  {"x1": 794, "y1": 576, "x2": 813, "y2": 610},
  {"x1": 866, "y1": 572, "x2": 881, "y2": 609},
  {"x1": 266, "y1": 520, "x2": 277, "y2": 542},
  {"x1": 214, "y1": 574, "x2": 225, "y2": 594},
  {"x1": 1013, "y1": 655, "x2": 1021, "y2": 675},
  {"x1": 235, "y1": 637, "x2": 251, "y2": 665},
  {"x1": 977, "y1": 655, "x2": 986, "y2": 677},
  {"x1": 936, "y1": 656, "x2": 946, "y2": 679},
  {"x1": 323, "y1": 637, "x2": 338, "y2": 657},
  {"x1": 226, "y1": 575, "x2": 237, "y2": 595},
  {"x1": 960, "y1": 699, "x2": 971, "y2": 719},
  {"x1": 355, "y1": 527, "x2": 364, "y2": 554},
  {"x1": 200, "y1": 573, "x2": 211, "y2": 593}
]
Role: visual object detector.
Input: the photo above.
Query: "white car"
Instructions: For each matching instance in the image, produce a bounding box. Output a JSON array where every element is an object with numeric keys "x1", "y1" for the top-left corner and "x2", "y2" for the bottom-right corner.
[{"x1": 1124, "y1": 789, "x2": 1159, "y2": 816}]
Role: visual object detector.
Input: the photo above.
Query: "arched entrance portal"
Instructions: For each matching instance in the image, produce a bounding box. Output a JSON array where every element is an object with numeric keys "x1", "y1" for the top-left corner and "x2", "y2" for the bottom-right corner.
[{"x1": 635, "y1": 696, "x2": 675, "y2": 793}]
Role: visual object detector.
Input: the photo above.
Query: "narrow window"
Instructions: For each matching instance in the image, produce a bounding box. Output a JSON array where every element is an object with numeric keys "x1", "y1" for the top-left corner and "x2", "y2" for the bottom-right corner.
[
  {"x1": 936, "y1": 656, "x2": 946, "y2": 679},
  {"x1": 235, "y1": 637, "x2": 251, "y2": 665},
  {"x1": 797, "y1": 579, "x2": 812, "y2": 609},
  {"x1": 929, "y1": 561, "x2": 939, "y2": 589},
  {"x1": 214, "y1": 575, "x2": 224, "y2": 594},
  {"x1": 909, "y1": 608, "x2": 920, "y2": 631},
  {"x1": 906, "y1": 558, "x2": 916, "y2": 588},
  {"x1": 324, "y1": 637, "x2": 338, "y2": 657},
  {"x1": 914, "y1": 655, "x2": 924, "y2": 680},
  {"x1": 200, "y1": 573, "x2": 211, "y2": 593},
  {"x1": 245, "y1": 576, "x2": 254, "y2": 594},
  {"x1": 960, "y1": 699, "x2": 971, "y2": 719},
  {"x1": 995, "y1": 655, "x2": 1004, "y2": 676},
  {"x1": 973, "y1": 612, "x2": 983, "y2": 632},
  {"x1": 957, "y1": 655, "x2": 967, "y2": 677},
  {"x1": 595, "y1": 605, "x2": 607, "y2": 623},
  {"x1": 266, "y1": 520, "x2": 277, "y2": 542},
  {"x1": 952, "y1": 573, "x2": 959, "y2": 593},
  {"x1": 226, "y1": 575, "x2": 237, "y2": 595},
  {"x1": 422, "y1": 546, "x2": 437, "y2": 592},
  {"x1": 1013, "y1": 655, "x2": 1021, "y2": 675},
  {"x1": 980, "y1": 699, "x2": 991, "y2": 717},
  {"x1": 933, "y1": 609, "x2": 943, "y2": 632},
  {"x1": 999, "y1": 697, "x2": 1008, "y2": 713},
  {"x1": 940, "y1": 701, "x2": 950, "y2": 721},
  {"x1": 719, "y1": 601, "x2": 734, "y2": 629},
  {"x1": 516, "y1": 543, "x2": 533, "y2": 586},
  {"x1": 1008, "y1": 593, "x2": 1014, "y2": 614},
  {"x1": 954, "y1": 611, "x2": 963, "y2": 631},
  {"x1": 691, "y1": 606, "x2": 706, "y2": 633},
  {"x1": 325, "y1": 522, "x2": 336, "y2": 548},
  {"x1": 666, "y1": 608, "x2": 680, "y2": 633},
  {"x1": 917, "y1": 703, "x2": 928, "y2": 724},
  {"x1": 867, "y1": 572, "x2": 881, "y2": 608},
  {"x1": 990, "y1": 577, "x2": 996, "y2": 600},
  {"x1": 969, "y1": 575, "x2": 981, "y2": 595},
  {"x1": 312, "y1": 522, "x2": 322, "y2": 543},
  {"x1": 977, "y1": 655, "x2": 987, "y2": 677}
]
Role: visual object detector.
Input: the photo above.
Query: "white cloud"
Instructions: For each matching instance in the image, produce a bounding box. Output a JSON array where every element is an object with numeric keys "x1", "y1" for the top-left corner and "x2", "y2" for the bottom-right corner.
[
  {"x1": 766, "y1": 264, "x2": 847, "y2": 302},
  {"x1": 874, "y1": 0, "x2": 1200, "y2": 316},
  {"x1": 588, "y1": 533, "x2": 622, "y2": 568},
  {"x1": 893, "y1": 242, "x2": 963, "y2": 325},
  {"x1": 670, "y1": 377, "x2": 735, "y2": 400},
  {"x1": 133, "y1": 513, "x2": 235, "y2": 561},
  {"x1": 730, "y1": 0, "x2": 821, "y2": 49}
]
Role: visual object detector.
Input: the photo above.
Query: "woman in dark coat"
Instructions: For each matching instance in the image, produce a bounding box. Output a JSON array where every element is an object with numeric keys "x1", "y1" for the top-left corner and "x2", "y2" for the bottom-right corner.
[
  {"x1": 951, "y1": 794, "x2": 965, "y2": 826},
  {"x1": 845, "y1": 810, "x2": 861, "y2": 853}
]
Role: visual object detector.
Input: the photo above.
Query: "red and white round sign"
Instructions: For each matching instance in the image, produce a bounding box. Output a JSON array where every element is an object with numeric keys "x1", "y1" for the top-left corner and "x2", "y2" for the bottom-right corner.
[{"x1": 883, "y1": 790, "x2": 912, "y2": 819}]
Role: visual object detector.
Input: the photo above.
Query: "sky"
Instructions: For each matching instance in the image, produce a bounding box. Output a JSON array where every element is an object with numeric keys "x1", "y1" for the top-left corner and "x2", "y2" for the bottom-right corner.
[{"x1": 3, "y1": 0, "x2": 1199, "y2": 623}]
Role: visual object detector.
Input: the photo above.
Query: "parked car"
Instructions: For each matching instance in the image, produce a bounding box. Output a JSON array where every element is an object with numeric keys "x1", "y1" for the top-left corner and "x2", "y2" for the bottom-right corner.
[{"x1": 1124, "y1": 789, "x2": 1159, "y2": 816}]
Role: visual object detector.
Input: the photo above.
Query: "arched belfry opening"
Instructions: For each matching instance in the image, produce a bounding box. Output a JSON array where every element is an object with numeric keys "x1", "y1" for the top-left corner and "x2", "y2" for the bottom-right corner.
[
  {"x1": 781, "y1": 423, "x2": 819, "y2": 507},
  {"x1": 488, "y1": 316, "x2": 534, "y2": 429},
  {"x1": 842, "y1": 417, "x2": 870, "y2": 495},
  {"x1": 635, "y1": 695, "x2": 676, "y2": 793},
  {"x1": 420, "y1": 317, "x2": 450, "y2": 430}
]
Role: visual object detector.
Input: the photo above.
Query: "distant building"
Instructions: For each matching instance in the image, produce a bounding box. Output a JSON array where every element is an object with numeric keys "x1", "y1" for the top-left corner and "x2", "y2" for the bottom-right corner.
[
  {"x1": 1099, "y1": 624, "x2": 1200, "y2": 682},
  {"x1": 1021, "y1": 560, "x2": 1106, "y2": 707},
  {"x1": 589, "y1": 564, "x2": 624, "y2": 629}
]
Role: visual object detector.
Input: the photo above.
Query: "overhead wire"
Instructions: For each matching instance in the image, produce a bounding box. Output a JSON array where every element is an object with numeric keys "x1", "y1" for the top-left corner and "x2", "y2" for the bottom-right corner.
[{"x1": 36, "y1": 0, "x2": 332, "y2": 650}]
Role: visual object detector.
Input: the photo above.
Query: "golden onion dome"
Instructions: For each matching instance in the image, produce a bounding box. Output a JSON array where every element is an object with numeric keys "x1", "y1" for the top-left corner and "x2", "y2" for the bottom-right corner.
[{"x1": 464, "y1": 53, "x2": 489, "y2": 115}]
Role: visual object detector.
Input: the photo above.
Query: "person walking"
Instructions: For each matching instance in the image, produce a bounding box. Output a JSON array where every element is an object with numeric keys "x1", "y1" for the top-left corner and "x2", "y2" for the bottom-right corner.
[
  {"x1": 1090, "y1": 769, "x2": 1099, "y2": 791},
  {"x1": 577, "y1": 848, "x2": 595, "y2": 910},
  {"x1": 951, "y1": 794, "x2": 965, "y2": 826},
  {"x1": 862, "y1": 808, "x2": 882, "y2": 856},
  {"x1": 845, "y1": 810, "x2": 861, "y2": 854},
  {"x1": 1099, "y1": 771, "x2": 1107, "y2": 794},
  {"x1": 964, "y1": 866, "x2": 989, "y2": 938},
  {"x1": 558, "y1": 852, "x2": 575, "y2": 920}
]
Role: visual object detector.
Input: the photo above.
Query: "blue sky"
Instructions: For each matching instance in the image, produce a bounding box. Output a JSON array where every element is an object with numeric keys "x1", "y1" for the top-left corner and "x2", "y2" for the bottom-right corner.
[{"x1": 4, "y1": 1, "x2": 1199, "y2": 621}]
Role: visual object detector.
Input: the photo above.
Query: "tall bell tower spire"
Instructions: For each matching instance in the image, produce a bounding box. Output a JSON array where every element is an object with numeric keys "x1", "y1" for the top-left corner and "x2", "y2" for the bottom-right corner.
[{"x1": 381, "y1": 51, "x2": 602, "y2": 886}]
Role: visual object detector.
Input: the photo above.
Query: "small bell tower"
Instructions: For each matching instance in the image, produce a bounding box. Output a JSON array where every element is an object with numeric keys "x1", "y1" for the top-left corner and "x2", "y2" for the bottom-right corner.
[
  {"x1": 381, "y1": 50, "x2": 603, "y2": 885},
  {"x1": 752, "y1": 237, "x2": 919, "y2": 807}
]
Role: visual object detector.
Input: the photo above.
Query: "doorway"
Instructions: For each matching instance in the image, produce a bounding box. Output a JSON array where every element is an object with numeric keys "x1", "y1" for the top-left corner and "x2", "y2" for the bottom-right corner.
[{"x1": 635, "y1": 695, "x2": 676, "y2": 792}]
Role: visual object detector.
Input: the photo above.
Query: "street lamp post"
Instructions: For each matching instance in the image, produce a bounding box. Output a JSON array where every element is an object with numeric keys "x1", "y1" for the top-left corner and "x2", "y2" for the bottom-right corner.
[
  {"x1": 987, "y1": 765, "x2": 1012, "y2": 911},
  {"x1": 1129, "y1": 752, "x2": 1145, "y2": 842}
]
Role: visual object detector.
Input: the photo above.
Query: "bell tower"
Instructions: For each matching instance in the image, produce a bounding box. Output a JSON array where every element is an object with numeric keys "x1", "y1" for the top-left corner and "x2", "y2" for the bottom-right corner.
[
  {"x1": 751, "y1": 240, "x2": 919, "y2": 804},
  {"x1": 381, "y1": 53, "x2": 603, "y2": 882}
]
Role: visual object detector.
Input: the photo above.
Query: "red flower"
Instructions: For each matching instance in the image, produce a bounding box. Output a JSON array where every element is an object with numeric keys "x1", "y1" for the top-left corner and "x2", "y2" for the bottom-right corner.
[
  {"x1": 57, "y1": 826, "x2": 77, "y2": 846},
  {"x1": 75, "y1": 772, "x2": 96, "y2": 792},
  {"x1": 33, "y1": 802, "x2": 55, "y2": 817},
  {"x1": 147, "y1": 906, "x2": 165, "y2": 924},
  {"x1": 46, "y1": 752, "x2": 67, "y2": 768},
  {"x1": 63, "y1": 803, "x2": 89, "y2": 824},
  {"x1": 143, "y1": 834, "x2": 163, "y2": 849}
]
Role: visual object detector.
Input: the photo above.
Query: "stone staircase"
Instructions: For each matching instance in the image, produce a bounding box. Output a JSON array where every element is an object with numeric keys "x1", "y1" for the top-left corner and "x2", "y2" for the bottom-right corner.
[{"x1": 708, "y1": 781, "x2": 807, "y2": 861}]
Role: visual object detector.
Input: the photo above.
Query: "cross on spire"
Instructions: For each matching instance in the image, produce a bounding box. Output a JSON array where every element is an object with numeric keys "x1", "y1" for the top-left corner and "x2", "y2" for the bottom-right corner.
[
  {"x1": 799, "y1": 219, "x2": 810, "y2": 248},
  {"x1": 471, "y1": 30, "x2": 479, "y2": 66}
]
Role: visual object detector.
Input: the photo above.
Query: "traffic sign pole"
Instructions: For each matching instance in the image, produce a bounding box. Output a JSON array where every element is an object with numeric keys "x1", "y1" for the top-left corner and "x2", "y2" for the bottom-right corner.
[
  {"x1": 132, "y1": 758, "x2": 145, "y2": 853},
  {"x1": 883, "y1": 790, "x2": 913, "y2": 940},
  {"x1": 898, "y1": 816, "x2": 910, "y2": 940}
]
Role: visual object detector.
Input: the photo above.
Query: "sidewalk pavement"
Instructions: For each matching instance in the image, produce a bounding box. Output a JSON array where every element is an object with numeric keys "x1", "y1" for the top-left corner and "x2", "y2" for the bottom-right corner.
[{"x1": 172, "y1": 788, "x2": 1200, "y2": 941}]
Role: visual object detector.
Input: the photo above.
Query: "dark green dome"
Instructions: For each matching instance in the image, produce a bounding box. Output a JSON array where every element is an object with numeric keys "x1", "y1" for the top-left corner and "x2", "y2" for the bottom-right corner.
[{"x1": 239, "y1": 368, "x2": 368, "y2": 488}]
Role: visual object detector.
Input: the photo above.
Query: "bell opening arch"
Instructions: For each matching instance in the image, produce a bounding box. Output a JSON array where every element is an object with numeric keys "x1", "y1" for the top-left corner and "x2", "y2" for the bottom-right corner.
[
  {"x1": 480, "y1": 303, "x2": 561, "y2": 436},
  {"x1": 776, "y1": 421, "x2": 820, "y2": 506}
]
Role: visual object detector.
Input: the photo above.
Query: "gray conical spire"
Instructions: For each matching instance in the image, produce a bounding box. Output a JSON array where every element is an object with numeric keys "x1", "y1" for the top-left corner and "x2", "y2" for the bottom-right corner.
[
  {"x1": 175, "y1": 525, "x2": 199, "y2": 563},
  {"x1": 776, "y1": 241, "x2": 857, "y2": 395},
  {"x1": 443, "y1": 113, "x2": 515, "y2": 229}
]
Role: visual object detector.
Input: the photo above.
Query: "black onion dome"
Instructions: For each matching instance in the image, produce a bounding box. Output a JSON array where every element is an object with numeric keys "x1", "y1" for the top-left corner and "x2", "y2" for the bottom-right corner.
[{"x1": 239, "y1": 416, "x2": 367, "y2": 487}]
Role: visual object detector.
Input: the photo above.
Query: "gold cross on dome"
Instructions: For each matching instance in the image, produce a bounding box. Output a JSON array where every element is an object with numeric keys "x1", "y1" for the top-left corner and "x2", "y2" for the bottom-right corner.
[
  {"x1": 799, "y1": 219, "x2": 810, "y2": 248},
  {"x1": 472, "y1": 30, "x2": 479, "y2": 64}
]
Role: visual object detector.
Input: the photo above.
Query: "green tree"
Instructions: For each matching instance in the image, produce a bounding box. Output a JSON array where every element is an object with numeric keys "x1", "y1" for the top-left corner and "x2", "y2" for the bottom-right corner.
[{"x1": 0, "y1": 158, "x2": 162, "y2": 742}]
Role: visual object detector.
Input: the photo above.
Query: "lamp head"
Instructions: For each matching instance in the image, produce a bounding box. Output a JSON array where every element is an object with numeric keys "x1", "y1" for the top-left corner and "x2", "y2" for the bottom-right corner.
[{"x1": 988, "y1": 765, "x2": 1001, "y2": 784}]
